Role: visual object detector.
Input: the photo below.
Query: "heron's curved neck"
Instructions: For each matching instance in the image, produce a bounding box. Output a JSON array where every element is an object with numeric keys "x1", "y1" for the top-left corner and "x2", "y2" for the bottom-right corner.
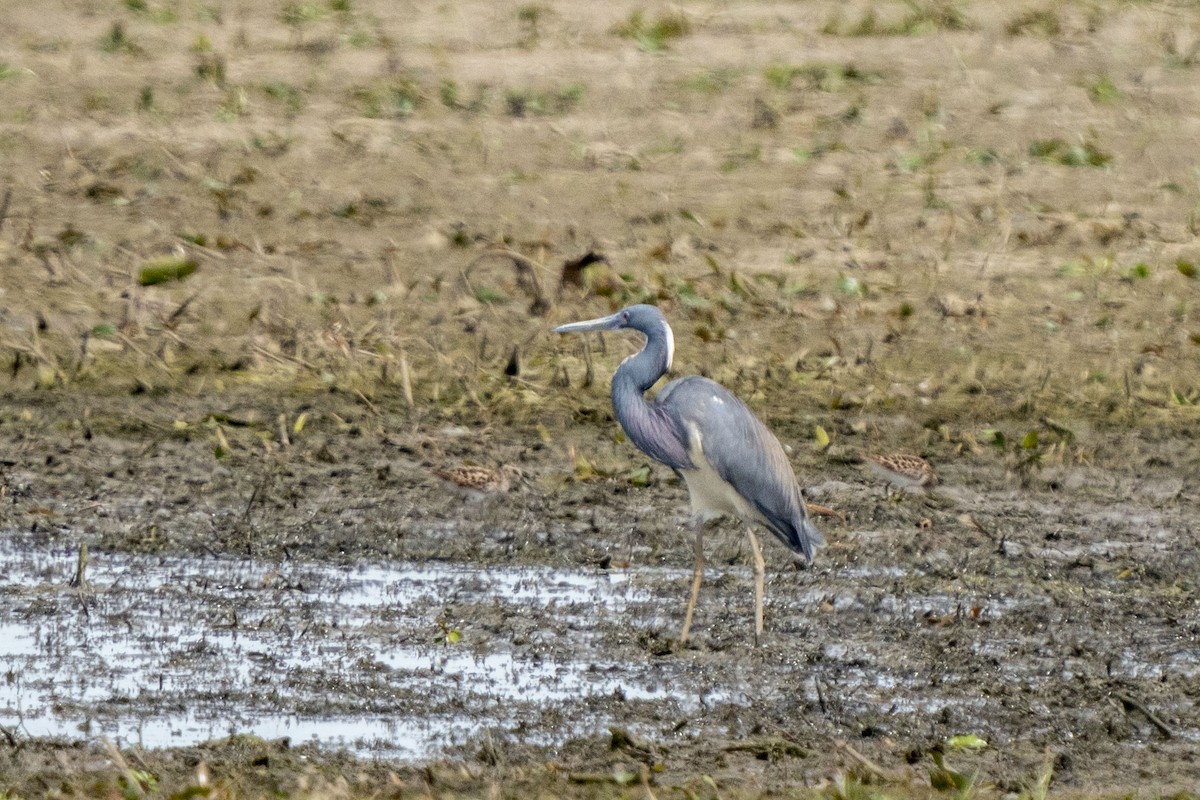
[
  {"x1": 610, "y1": 325, "x2": 671, "y2": 425},
  {"x1": 607, "y1": 318, "x2": 691, "y2": 470}
]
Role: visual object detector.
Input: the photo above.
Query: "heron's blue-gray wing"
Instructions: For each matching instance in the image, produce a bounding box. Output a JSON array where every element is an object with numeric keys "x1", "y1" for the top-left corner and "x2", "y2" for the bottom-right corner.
[{"x1": 658, "y1": 377, "x2": 823, "y2": 562}]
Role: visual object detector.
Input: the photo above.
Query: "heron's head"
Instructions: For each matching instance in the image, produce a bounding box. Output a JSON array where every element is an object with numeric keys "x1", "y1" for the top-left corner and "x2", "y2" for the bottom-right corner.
[
  {"x1": 553, "y1": 304, "x2": 673, "y2": 368},
  {"x1": 553, "y1": 304, "x2": 664, "y2": 334}
]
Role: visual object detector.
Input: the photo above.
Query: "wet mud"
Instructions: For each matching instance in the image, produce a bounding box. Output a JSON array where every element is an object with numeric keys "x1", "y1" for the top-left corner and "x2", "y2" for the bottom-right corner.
[{"x1": 1, "y1": 393, "x2": 1197, "y2": 794}]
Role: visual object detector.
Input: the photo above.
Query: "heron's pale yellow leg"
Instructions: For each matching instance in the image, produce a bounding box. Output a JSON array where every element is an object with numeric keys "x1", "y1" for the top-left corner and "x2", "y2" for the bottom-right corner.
[
  {"x1": 746, "y1": 527, "x2": 766, "y2": 646},
  {"x1": 679, "y1": 525, "x2": 705, "y2": 643}
]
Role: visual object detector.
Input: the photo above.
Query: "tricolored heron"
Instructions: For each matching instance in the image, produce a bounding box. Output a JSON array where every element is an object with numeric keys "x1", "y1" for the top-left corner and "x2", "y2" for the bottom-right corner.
[{"x1": 554, "y1": 304, "x2": 822, "y2": 643}]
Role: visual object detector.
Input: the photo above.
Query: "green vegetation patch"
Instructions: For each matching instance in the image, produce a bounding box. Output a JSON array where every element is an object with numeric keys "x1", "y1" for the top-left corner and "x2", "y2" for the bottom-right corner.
[
  {"x1": 824, "y1": 0, "x2": 972, "y2": 37},
  {"x1": 139, "y1": 258, "x2": 198, "y2": 286},
  {"x1": 764, "y1": 62, "x2": 885, "y2": 91},
  {"x1": 1028, "y1": 137, "x2": 1112, "y2": 167},
  {"x1": 612, "y1": 9, "x2": 691, "y2": 52}
]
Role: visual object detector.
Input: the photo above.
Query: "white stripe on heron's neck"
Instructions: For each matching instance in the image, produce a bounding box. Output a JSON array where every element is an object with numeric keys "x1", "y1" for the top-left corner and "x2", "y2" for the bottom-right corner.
[{"x1": 662, "y1": 320, "x2": 674, "y2": 370}]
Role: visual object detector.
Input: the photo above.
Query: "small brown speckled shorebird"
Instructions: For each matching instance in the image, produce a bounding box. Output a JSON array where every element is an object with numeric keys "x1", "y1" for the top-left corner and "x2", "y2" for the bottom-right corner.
[
  {"x1": 431, "y1": 464, "x2": 523, "y2": 501},
  {"x1": 864, "y1": 453, "x2": 938, "y2": 494}
]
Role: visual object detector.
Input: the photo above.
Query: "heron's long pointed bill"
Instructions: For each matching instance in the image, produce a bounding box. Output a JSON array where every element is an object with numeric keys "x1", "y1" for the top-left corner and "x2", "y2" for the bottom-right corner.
[{"x1": 553, "y1": 313, "x2": 623, "y2": 334}]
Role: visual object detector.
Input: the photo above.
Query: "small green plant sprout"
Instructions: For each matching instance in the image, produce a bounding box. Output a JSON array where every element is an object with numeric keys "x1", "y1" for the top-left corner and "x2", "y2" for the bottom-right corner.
[
  {"x1": 1124, "y1": 261, "x2": 1151, "y2": 281},
  {"x1": 124, "y1": 0, "x2": 178, "y2": 22},
  {"x1": 682, "y1": 67, "x2": 739, "y2": 95},
  {"x1": 612, "y1": 9, "x2": 690, "y2": 52},
  {"x1": 195, "y1": 52, "x2": 226, "y2": 86},
  {"x1": 1005, "y1": 8, "x2": 1060, "y2": 37},
  {"x1": 504, "y1": 82, "x2": 584, "y2": 117},
  {"x1": 217, "y1": 85, "x2": 250, "y2": 119},
  {"x1": 120, "y1": 768, "x2": 158, "y2": 799},
  {"x1": 100, "y1": 22, "x2": 142, "y2": 55},
  {"x1": 517, "y1": 4, "x2": 547, "y2": 47},
  {"x1": 1028, "y1": 136, "x2": 1112, "y2": 167},
  {"x1": 436, "y1": 619, "x2": 461, "y2": 645},
  {"x1": 814, "y1": 425, "x2": 831, "y2": 450},
  {"x1": 1177, "y1": 259, "x2": 1197, "y2": 278},
  {"x1": 900, "y1": 0, "x2": 972, "y2": 34},
  {"x1": 836, "y1": 273, "x2": 867, "y2": 296},
  {"x1": 439, "y1": 79, "x2": 460, "y2": 108},
  {"x1": 473, "y1": 286, "x2": 510, "y2": 305},
  {"x1": 1170, "y1": 386, "x2": 1198, "y2": 406},
  {"x1": 626, "y1": 464, "x2": 651, "y2": 487},
  {"x1": 765, "y1": 62, "x2": 883, "y2": 92},
  {"x1": 1161, "y1": 28, "x2": 1200, "y2": 68},
  {"x1": 279, "y1": 2, "x2": 326, "y2": 46},
  {"x1": 980, "y1": 428, "x2": 1006, "y2": 448},
  {"x1": 967, "y1": 147, "x2": 999, "y2": 166},
  {"x1": 353, "y1": 79, "x2": 422, "y2": 118},
  {"x1": 1014, "y1": 427, "x2": 1044, "y2": 479},
  {"x1": 945, "y1": 734, "x2": 987, "y2": 751},
  {"x1": 929, "y1": 746, "x2": 982, "y2": 799},
  {"x1": 825, "y1": 0, "x2": 971, "y2": 37},
  {"x1": 140, "y1": 258, "x2": 197, "y2": 286},
  {"x1": 1018, "y1": 748, "x2": 1055, "y2": 800},
  {"x1": 262, "y1": 81, "x2": 304, "y2": 116},
  {"x1": 1088, "y1": 74, "x2": 1122, "y2": 103}
]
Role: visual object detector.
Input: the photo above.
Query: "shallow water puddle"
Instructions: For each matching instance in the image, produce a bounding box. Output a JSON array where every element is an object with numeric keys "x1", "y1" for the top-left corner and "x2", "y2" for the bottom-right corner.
[
  {"x1": 4, "y1": 533, "x2": 1191, "y2": 760},
  {"x1": 0, "y1": 535, "x2": 681, "y2": 757}
]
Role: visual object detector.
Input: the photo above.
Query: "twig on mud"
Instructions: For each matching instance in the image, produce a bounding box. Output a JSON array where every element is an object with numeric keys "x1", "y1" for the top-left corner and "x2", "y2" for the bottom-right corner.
[
  {"x1": 0, "y1": 188, "x2": 11, "y2": 233},
  {"x1": 115, "y1": 333, "x2": 173, "y2": 374},
  {"x1": 398, "y1": 350, "x2": 414, "y2": 408},
  {"x1": 242, "y1": 475, "x2": 269, "y2": 528},
  {"x1": 165, "y1": 293, "x2": 199, "y2": 327},
  {"x1": 102, "y1": 737, "x2": 148, "y2": 798},
  {"x1": 354, "y1": 388, "x2": 379, "y2": 415},
  {"x1": 832, "y1": 739, "x2": 907, "y2": 782},
  {"x1": 640, "y1": 764, "x2": 658, "y2": 800},
  {"x1": 175, "y1": 235, "x2": 229, "y2": 261},
  {"x1": 721, "y1": 736, "x2": 808, "y2": 759},
  {"x1": 464, "y1": 245, "x2": 551, "y2": 316},
  {"x1": 958, "y1": 513, "x2": 991, "y2": 539},
  {"x1": 807, "y1": 502, "x2": 846, "y2": 524},
  {"x1": 252, "y1": 343, "x2": 315, "y2": 371},
  {"x1": 1115, "y1": 692, "x2": 1176, "y2": 738}
]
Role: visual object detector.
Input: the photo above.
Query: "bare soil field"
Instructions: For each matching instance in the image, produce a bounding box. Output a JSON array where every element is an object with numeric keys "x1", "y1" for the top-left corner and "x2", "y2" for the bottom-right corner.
[{"x1": 2, "y1": 0, "x2": 1200, "y2": 796}]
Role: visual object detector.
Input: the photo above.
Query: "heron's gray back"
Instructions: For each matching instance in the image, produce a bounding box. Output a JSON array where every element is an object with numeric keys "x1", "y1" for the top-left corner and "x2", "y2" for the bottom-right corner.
[{"x1": 657, "y1": 376, "x2": 820, "y2": 558}]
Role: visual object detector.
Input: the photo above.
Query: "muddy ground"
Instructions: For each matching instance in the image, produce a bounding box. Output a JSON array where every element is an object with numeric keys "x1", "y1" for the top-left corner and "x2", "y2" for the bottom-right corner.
[{"x1": 1, "y1": 0, "x2": 1200, "y2": 796}]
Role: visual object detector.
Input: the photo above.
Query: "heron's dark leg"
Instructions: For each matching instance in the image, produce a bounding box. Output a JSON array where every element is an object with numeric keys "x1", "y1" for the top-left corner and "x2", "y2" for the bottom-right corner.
[
  {"x1": 679, "y1": 523, "x2": 705, "y2": 643},
  {"x1": 746, "y1": 526, "x2": 765, "y2": 645}
]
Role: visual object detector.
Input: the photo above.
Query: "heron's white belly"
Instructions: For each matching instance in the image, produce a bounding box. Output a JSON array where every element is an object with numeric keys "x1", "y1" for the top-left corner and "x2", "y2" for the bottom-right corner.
[{"x1": 679, "y1": 424, "x2": 752, "y2": 522}]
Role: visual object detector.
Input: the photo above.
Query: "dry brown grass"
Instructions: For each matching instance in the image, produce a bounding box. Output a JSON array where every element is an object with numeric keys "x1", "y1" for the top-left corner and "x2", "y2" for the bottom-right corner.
[{"x1": 1, "y1": 0, "x2": 1199, "y2": 448}]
